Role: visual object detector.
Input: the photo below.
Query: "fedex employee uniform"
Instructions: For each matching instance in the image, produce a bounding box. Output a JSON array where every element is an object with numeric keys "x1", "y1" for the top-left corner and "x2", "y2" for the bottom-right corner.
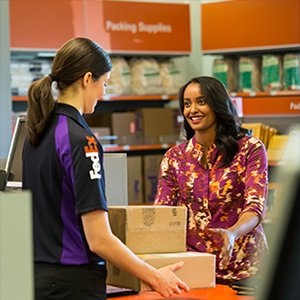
[{"x1": 23, "y1": 103, "x2": 108, "y2": 300}]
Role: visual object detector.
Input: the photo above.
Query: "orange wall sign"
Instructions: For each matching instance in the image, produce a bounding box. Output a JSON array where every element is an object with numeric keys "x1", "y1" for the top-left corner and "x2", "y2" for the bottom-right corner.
[
  {"x1": 76, "y1": 0, "x2": 191, "y2": 54},
  {"x1": 10, "y1": 0, "x2": 191, "y2": 54},
  {"x1": 242, "y1": 96, "x2": 300, "y2": 116},
  {"x1": 10, "y1": 0, "x2": 85, "y2": 50},
  {"x1": 202, "y1": 0, "x2": 300, "y2": 53}
]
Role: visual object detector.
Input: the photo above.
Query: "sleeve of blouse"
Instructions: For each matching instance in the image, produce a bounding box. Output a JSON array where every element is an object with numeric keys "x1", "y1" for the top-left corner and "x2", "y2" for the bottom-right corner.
[
  {"x1": 242, "y1": 138, "x2": 268, "y2": 221},
  {"x1": 153, "y1": 149, "x2": 179, "y2": 206}
]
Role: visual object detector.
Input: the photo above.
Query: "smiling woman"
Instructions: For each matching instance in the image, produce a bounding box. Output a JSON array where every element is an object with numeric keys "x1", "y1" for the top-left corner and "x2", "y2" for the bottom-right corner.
[
  {"x1": 182, "y1": 82, "x2": 217, "y2": 147},
  {"x1": 154, "y1": 76, "x2": 268, "y2": 285}
]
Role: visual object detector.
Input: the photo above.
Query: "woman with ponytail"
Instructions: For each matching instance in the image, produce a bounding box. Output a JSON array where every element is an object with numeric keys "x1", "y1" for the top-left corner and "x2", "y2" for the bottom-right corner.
[
  {"x1": 23, "y1": 37, "x2": 189, "y2": 300},
  {"x1": 154, "y1": 76, "x2": 268, "y2": 286}
]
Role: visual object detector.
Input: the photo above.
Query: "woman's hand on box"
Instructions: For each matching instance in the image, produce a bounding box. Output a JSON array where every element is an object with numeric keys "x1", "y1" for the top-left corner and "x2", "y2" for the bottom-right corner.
[{"x1": 150, "y1": 261, "x2": 190, "y2": 297}]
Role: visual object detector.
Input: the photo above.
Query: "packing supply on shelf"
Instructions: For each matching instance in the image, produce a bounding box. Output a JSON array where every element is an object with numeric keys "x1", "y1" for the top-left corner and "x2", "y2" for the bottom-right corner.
[
  {"x1": 11, "y1": 59, "x2": 51, "y2": 96},
  {"x1": 212, "y1": 58, "x2": 238, "y2": 92},
  {"x1": 283, "y1": 53, "x2": 300, "y2": 90},
  {"x1": 262, "y1": 54, "x2": 283, "y2": 91},
  {"x1": 107, "y1": 57, "x2": 132, "y2": 95},
  {"x1": 107, "y1": 252, "x2": 216, "y2": 291},
  {"x1": 242, "y1": 123, "x2": 277, "y2": 149},
  {"x1": 129, "y1": 58, "x2": 164, "y2": 95},
  {"x1": 159, "y1": 59, "x2": 184, "y2": 95},
  {"x1": 238, "y1": 57, "x2": 262, "y2": 92},
  {"x1": 108, "y1": 205, "x2": 187, "y2": 254},
  {"x1": 267, "y1": 134, "x2": 289, "y2": 162}
]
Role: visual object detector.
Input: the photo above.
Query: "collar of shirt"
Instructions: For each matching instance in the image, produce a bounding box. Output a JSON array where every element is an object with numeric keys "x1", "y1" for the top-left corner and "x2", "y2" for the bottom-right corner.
[
  {"x1": 187, "y1": 136, "x2": 220, "y2": 168},
  {"x1": 53, "y1": 103, "x2": 93, "y2": 135}
]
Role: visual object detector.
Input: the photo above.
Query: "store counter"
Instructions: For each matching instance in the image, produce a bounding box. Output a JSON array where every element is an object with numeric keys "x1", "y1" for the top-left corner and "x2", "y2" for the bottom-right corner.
[{"x1": 109, "y1": 284, "x2": 255, "y2": 300}]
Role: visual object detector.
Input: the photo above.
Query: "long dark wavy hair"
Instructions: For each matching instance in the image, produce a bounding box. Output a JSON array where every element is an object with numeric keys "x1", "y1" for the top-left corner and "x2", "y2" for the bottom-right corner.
[
  {"x1": 179, "y1": 76, "x2": 250, "y2": 166},
  {"x1": 26, "y1": 37, "x2": 112, "y2": 146}
]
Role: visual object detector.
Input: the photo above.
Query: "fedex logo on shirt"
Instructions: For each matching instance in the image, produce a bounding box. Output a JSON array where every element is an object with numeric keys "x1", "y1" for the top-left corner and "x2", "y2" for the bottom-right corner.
[{"x1": 84, "y1": 135, "x2": 101, "y2": 180}]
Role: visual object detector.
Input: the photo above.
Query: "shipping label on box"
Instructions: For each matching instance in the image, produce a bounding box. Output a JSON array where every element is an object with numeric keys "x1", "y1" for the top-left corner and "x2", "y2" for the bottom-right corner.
[
  {"x1": 107, "y1": 252, "x2": 216, "y2": 291},
  {"x1": 108, "y1": 205, "x2": 187, "y2": 254}
]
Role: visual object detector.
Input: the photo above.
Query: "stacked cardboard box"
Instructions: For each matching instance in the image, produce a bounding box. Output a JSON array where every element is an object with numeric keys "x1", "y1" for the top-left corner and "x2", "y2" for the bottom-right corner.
[
  {"x1": 107, "y1": 252, "x2": 216, "y2": 291},
  {"x1": 107, "y1": 206, "x2": 216, "y2": 292}
]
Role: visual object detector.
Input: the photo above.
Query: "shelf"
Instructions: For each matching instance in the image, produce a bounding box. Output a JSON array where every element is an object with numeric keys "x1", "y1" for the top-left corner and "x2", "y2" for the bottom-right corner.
[
  {"x1": 202, "y1": 45, "x2": 300, "y2": 56},
  {"x1": 12, "y1": 94, "x2": 178, "y2": 102},
  {"x1": 12, "y1": 96, "x2": 28, "y2": 102},
  {"x1": 103, "y1": 143, "x2": 175, "y2": 153}
]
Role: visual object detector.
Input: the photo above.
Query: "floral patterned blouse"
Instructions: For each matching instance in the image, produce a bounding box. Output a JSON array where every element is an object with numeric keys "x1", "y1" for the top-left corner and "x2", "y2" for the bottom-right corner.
[{"x1": 154, "y1": 135, "x2": 268, "y2": 283}]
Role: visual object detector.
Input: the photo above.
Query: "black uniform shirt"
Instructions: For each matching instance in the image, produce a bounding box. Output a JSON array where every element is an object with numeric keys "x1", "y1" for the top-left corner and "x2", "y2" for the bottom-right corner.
[{"x1": 23, "y1": 103, "x2": 108, "y2": 265}]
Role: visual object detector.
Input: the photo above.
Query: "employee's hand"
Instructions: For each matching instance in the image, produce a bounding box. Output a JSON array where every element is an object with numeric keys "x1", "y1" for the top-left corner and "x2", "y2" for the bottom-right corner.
[
  {"x1": 144, "y1": 261, "x2": 190, "y2": 297},
  {"x1": 207, "y1": 228, "x2": 237, "y2": 269}
]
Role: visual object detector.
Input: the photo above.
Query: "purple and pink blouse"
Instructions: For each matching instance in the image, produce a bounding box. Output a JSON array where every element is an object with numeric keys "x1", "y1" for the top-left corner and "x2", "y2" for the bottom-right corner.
[{"x1": 154, "y1": 135, "x2": 268, "y2": 282}]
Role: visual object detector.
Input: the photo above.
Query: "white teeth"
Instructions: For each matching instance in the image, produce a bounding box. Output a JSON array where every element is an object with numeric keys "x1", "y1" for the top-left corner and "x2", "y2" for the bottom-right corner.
[{"x1": 190, "y1": 116, "x2": 202, "y2": 120}]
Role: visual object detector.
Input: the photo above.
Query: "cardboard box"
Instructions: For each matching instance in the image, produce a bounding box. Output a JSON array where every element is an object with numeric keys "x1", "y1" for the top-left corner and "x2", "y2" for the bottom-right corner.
[
  {"x1": 139, "y1": 108, "x2": 180, "y2": 144},
  {"x1": 111, "y1": 108, "x2": 180, "y2": 146},
  {"x1": 107, "y1": 252, "x2": 216, "y2": 291},
  {"x1": 111, "y1": 112, "x2": 143, "y2": 145},
  {"x1": 108, "y1": 205, "x2": 187, "y2": 254},
  {"x1": 143, "y1": 154, "x2": 163, "y2": 203},
  {"x1": 127, "y1": 156, "x2": 143, "y2": 205}
]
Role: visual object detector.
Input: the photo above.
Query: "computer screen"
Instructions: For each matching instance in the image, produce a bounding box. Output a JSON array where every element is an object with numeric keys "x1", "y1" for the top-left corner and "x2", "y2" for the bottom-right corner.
[
  {"x1": 257, "y1": 125, "x2": 300, "y2": 300},
  {"x1": 0, "y1": 115, "x2": 27, "y2": 190},
  {"x1": 1, "y1": 115, "x2": 128, "y2": 205}
]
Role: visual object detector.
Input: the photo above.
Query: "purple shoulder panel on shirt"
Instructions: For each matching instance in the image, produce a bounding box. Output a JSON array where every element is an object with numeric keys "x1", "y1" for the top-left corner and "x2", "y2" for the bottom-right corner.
[{"x1": 55, "y1": 115, "x2": 89, "y2": 265}]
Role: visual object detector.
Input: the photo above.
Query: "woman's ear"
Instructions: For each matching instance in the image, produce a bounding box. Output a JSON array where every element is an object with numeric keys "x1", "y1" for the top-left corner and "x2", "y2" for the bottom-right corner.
[{"x1": 82, "y1": 72, "x2": 93, "y2": 88}]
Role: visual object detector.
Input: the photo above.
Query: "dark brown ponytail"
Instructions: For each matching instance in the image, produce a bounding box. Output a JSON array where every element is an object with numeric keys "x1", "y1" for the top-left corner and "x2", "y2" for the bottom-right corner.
[{"x1": 26, "y1": 75, "x2": 55, "y2": 146}]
